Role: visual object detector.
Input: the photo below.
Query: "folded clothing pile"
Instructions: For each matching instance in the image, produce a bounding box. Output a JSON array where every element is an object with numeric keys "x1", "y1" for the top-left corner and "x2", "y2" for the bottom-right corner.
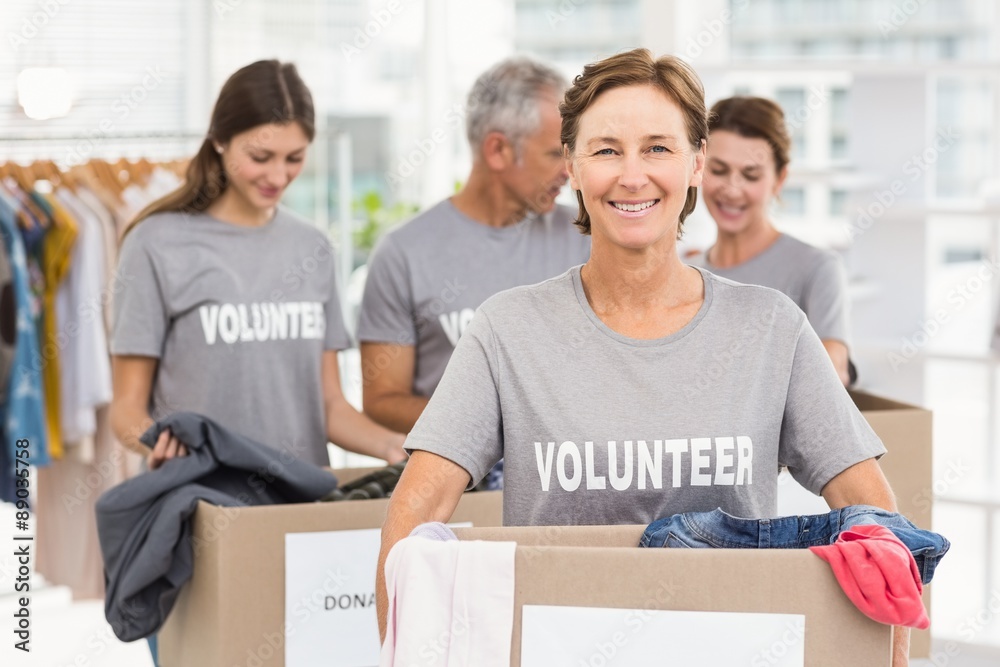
[{"x1": 639, "y1": 505, "x2": 949, "y2": 630}]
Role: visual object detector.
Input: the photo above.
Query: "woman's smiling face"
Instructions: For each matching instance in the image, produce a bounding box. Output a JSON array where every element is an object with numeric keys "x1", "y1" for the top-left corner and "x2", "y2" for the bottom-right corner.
[
  {"x1": 701, "y1": 129, "x2": 787, "y2": 237},
  {"x1": 566, "y1": 84, "x2": 705, "y2": 252}
]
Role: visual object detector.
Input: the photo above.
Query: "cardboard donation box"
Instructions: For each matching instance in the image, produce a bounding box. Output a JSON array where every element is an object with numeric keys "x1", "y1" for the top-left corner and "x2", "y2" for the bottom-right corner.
[
  {"x1": 159, "y1": 467, "x2": 502, "y2": 667},
  {"x1": 849, "y1": 391, "x2": 933, "y2": 534},
  {"x1": 779, "y1": 390, "x2": 932, "y2": 658},
  {"x1": 452, "y1": 525, "x2": 893, "y2": 667}
]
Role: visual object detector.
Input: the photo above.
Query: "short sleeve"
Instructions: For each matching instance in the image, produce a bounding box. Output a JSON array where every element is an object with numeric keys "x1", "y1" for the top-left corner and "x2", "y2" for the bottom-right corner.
[
  {"x1": 404, "y1": 309, "x2": 503, "y2": 487},
  {"x1": 779, "y1": 320, "x2": 886, "y2": 495},
  {"x1": 802, "y1": 254, "x2": 850, "y2": 346},
  {"x1": 356, "y1": 234, "x2": 417, "y2": 346},
  {"x1": 322, "y1": 241, "x2": 352, "y2": 351},
  {"x1": 110, "y1": 230, "x2": 169, "y2": 358}
]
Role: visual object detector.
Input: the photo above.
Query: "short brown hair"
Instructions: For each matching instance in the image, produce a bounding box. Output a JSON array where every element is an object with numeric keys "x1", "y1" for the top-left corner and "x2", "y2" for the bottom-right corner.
[
  {"x1": 560, "y1": 48, "x2": 708, "y2": 235},
  {"x1": 708, "y1": 96, "x2": 791, "y2": 174}
]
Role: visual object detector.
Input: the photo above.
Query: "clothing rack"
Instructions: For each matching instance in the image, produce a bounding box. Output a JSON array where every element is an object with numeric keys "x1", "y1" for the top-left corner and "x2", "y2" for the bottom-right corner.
[
  {"x1": 0, "y1": 161, "x2": 171, "y2": 599},
  {"x1": 0, "y1": 115, "x2": 356, "y2": 599},
  {"x1": 1, "y1": 133, "x2": 204, "y2": 173},
  {"x1": 1, "y1": 123, "x2": 356, "y2": 320}
]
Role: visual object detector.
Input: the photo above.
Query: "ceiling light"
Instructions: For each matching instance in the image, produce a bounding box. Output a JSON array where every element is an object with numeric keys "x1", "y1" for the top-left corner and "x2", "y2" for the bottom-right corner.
[{"x1": 17, "y1": 67, "x2": 73, "y2": 120}]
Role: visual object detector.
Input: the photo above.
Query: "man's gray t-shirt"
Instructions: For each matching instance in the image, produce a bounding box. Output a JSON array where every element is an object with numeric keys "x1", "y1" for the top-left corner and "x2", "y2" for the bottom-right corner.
[
  {"x1": 687, "y1": 234, "x2": 851, "y2": 345},
  {"x1": 405, "y1": 267, "x2": 885, "y2": 526},
  {"x1": 357, "y1": 200, "x2": 591, "y2": 397},
  {"x1": 111, "y1": 208, "x2": 350, "y2": 466}
]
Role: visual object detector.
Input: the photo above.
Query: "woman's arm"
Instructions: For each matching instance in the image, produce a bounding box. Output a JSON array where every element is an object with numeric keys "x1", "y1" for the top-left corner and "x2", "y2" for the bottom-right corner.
[
  {"x1": 805, "y1": 254, "x2": 852, "y2": 386},
  {"x1": 323, "y1": 350, "x2": 407, "y2": 464},
  {"x1": 821, "y1": 457, "x2": 895, "y2": 512},
  {"x1": 377, "y1": 451, "x2": 470, "y2": 641},
  {"x1": 109, "y1": 355, "x2": 187, "y2": 468},
  {"x1": 821, "y1": 339, "x2": 851, "y2": 386}
]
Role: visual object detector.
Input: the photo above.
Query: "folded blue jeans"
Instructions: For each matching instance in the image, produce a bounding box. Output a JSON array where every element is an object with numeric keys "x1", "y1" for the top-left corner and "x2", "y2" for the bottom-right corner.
[
  {"x1": 639, "y1": 505, "x2": 949, "y2": 585},
  {"x1": 483, "y1": 459, "x2": 504, "y2": 491}
]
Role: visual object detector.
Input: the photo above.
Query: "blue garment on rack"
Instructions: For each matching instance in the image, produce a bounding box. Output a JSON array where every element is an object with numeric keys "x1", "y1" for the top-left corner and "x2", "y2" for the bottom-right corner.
[
  {"x1": 0, "y1": 423, "x2": 15, "y2": 503},
  {"x1": 0, "y1": 192, "x2": 49, "y2": 469},
  {"x1": 18, "y1": 192, "x2": 48, "y2": 314}
]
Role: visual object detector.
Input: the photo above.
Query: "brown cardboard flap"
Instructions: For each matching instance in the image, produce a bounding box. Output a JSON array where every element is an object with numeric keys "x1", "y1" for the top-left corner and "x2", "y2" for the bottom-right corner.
[
  {"x1": 849, "y1": 389, "x2": 922, "y2": 413},
  {"x1": 454, "y1": 524, "x2": 645, "y2": 547},
  {"x1": 456, "y1": 526, "x2": 893, "y2": 667}
]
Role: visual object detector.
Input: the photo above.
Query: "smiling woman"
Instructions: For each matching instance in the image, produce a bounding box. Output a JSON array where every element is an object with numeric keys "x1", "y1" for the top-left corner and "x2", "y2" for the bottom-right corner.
[
  {"x1": 123, "y1": 60, "x2": 315, "y2": 232},
  {"x1": 377, "y1": 50, "x2": 899, "y2": 658},
  {"x1": 109, "y1": 64, "x2": 410, "y2": 663},
  {"x1": 558, "y1": 49, "x2": 707, "y2": 339},
  {"x1": 560, "y1": 51, "x2": 707, "y2": 241},
  {"x1": 688, "y1": 96, "x2": 855, "y2": 386},
  {"x1": 566, "y1": 84, "x2": 702, "y2": 256},
  {"x1": 209, "y1": 122, "x2": 309, "y2": 221},
  {"x1": 108, "y1": 59, "x2": 406, "y2": 472}
]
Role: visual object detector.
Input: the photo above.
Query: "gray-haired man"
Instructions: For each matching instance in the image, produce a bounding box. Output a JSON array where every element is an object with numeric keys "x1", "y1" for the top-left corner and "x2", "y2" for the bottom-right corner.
[{"x1": 357, "y1": 57, "x2": 591, "y2": 487}]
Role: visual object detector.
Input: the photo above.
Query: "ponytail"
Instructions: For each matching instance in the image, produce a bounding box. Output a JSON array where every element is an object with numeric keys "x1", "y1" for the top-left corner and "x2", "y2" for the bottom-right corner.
[{"x1": 123, "y1": 139, "x2": 227, "y2": 237}]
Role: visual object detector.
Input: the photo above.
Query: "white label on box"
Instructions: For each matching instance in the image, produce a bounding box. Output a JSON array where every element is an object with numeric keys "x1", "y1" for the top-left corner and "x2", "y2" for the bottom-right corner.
[
  {"x1": 285, "y1": 523, "x2": 473, "y2": 667},
  {"x1": 521, "y1": 606, "x2": 805, "y2": 667},
  {"x1": 286, "y1": 528, "x2": 382, "y2": 667}
]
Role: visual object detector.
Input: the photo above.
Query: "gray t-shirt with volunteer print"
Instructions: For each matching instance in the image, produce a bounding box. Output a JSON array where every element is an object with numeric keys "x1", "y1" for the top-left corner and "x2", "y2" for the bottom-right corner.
[
  {"x1": 357, "y1": 200, "x2": 591, "y2": 397},
  {"x1": 687, "y1": 234, "x2": 851, "y2": 345},
  {"x1": 405, "y1": 266, "x2": 886, "y2": 526},
  {"x1": 111, "y1": 207, "x2": 350, "y2": 466}
]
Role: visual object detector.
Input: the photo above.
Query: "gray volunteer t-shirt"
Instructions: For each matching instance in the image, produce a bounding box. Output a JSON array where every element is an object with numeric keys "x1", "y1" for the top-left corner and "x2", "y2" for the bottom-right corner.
[
  {"x1": 405, "y1": 267, "x2": 885, "y2": 526},
  {"x1": 111, "y1": 208, "x2": 350, "y2": 466},
  {"x1": 687, "y1": 234, "x2": 850, "y2": 345},
  {"x1": 357, "y1": 200, "x2": 591, "y2": 397}
]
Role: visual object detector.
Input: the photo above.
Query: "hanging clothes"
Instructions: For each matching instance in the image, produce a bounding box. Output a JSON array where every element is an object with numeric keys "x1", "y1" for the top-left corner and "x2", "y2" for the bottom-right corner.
[
  {"x1": 3, "y1": 181, "x2": 46, "y2": 321},
  {"x1": 28, "y1": 160, "x2": 161, "y2": 600},
  {"x1": 36, "y1": 185, "x2": 132, "y2": 600},
  {"x1": 37, "y1": 193, "x2": 78, "y2": 459},
  {"x1": 2, "y1": 157, "x2": 177, "y2": 599},
  {"x1": 0, "y1": 187, "x2": 49, "y2": 485},
  {"x1": 0, "y1": 216, "x2": 17, "y2": 503},
  {"x1": 0, "y1": 228, "x2": 15, "y2": 405},
  {"x1": 73, "y1": 186, "x2": 121, "y2": 335},
  {"x1": 54, "y1": 188, "x2": 113, "y2": 454}
]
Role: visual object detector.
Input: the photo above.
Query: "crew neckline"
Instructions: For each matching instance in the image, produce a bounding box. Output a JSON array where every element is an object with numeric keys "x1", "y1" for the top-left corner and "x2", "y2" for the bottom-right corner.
[
  {"x1": 570, "y1": 265, "x2": 714, "y2": 347},
  {"x1": 705, "y1": 233, "x2": 788, "y2": 271},
  {"x1": 202, "y1": 206, "x2": 282, "y2": 233},
  {"x1": 444, "y1": 198, "x2": 534, "y2": 236}
]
